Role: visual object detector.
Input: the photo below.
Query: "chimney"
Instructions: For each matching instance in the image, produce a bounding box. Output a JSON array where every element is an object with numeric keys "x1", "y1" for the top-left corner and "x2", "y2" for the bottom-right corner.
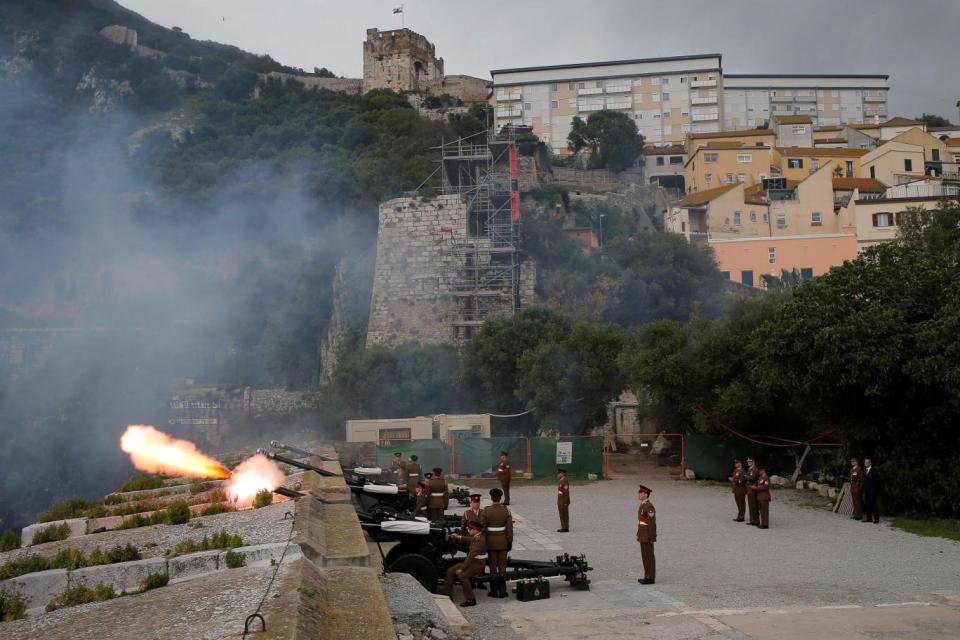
[{"x1": 956, "y1": 100, "x2": 959, "y2": 124}]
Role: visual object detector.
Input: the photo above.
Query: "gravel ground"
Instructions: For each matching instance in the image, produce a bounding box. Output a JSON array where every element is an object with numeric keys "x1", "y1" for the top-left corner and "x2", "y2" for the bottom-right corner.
[
  {"x1": 503, "y1": 477, "x2": 960, "y2": 610},
  {"x1": 0, "y1": 501, "x2": 296, "y2": 564},
  {"x1": 381, "y1": 573, "x2": 457, "y2": 638}
]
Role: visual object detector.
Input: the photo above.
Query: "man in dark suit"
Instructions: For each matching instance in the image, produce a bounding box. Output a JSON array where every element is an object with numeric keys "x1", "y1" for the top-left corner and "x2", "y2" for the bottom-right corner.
[{"x1": 862, "y1": 457, "x2": 880, "y2": 524}]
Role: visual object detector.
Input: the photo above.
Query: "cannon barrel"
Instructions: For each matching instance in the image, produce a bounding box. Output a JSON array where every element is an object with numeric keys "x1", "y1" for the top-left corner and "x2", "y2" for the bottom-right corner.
[
  {"x1": 257, "y1": 449, "x2": 339, "y2": 477},
  {"x1": 273, "y1": 486, "x2": 305, "y2": 499},
  {"x1": 269, "y1": 440, "x2": 337, "y2": 462}
]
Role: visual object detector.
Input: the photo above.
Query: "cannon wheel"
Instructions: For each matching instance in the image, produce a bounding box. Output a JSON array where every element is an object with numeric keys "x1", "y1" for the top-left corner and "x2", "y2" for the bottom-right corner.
[{"x1": 386, "y1": 552, "x2": 439, "y2": 593}]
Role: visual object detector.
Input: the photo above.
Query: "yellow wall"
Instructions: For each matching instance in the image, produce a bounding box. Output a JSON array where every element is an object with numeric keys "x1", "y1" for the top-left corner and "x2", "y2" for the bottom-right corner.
[
  {"x1": 779, "y1": 150, "x2": 864, "y2": 181},
  {"x1": 686, "y1": 146, "x2": 775, "y2": 193},
  {"x1": 889, "y1": 127, "x2": 948, "y2": 163},
  {"x1": 860, "y1": 141, "x2": 925, "y2": 186},
  {"x1": 846, "y1": 196, "x2": 942, "y2": 250},
  {"x1": 346, "y1": 417, "x2": 434, "y2": 443}
]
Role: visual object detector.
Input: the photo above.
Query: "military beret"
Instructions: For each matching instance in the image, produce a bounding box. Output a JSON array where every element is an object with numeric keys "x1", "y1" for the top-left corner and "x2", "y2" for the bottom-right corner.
[
  {"x1": 410, "y1": 455, "x2": 418, "y2": 461},
  {"x1": 557, "y1": 468, "x2": 567, "y2": 474},
  {"x1": 433, "y1": 467, "x2": 443, "y2": 474},
  {"x1": 637, "y1": 484, "x2": 652, "y2": 495},
  {"x1": 500, "y1": 451, "x2": 509, "y2": 456},
  {"x1": 489, "y1": 488, "x2": 503, "y2": 498}
]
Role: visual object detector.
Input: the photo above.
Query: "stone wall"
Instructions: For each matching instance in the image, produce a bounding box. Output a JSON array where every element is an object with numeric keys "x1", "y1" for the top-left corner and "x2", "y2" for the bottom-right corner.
[
  {"x1": 363, "y1": 28, "x2": 444, "y2": 93},
  {"x1": 429, "y1": 74, "x2": 491, "y2": 103},
  {"x1": 258, "y1": 72, "x2": 362, "y2": 96},
  {"x1": 365, "y1": 194, "x2": 469, "y2": 348}
]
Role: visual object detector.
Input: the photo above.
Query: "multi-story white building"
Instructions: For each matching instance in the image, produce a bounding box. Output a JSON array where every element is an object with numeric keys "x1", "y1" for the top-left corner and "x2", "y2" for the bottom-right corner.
[
  {"x1": 723, "y1": 74, "x2": 890, "y2": 130},
  {"x1": 491, "y1": 57, "x2": 890, "y2": 155},
  {"x1": 490, "y1": 54, "x2": 724, "y2": 152}
]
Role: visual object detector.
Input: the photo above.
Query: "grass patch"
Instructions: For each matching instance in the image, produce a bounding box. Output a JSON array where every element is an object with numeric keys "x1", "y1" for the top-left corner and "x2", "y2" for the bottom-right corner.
[
  {"x1": 0, "y1": 588, "x2": 27, "y2": 622},
  {"x1": 168, "y1": 529, "x2": 243, "y2": 557},
  {"x1": 118, "y1": 474, "x2": 166, "y2": 493},
  {"x1": 224, "y1": 550, "x2": 246, "y2": 568},
  {"x1": 0, "y1": 530, "x2": 20, "y2": 552},
  {"x1": 296, "y1": 586, "x2": 317, "y2": 598},
  {"x1": 0, "y1": 555, "x2": 50, "y2": 581},
  {"x1": 253, "y1": 489, "x2": 273, "y2": 509},
  {"x1": 46, "y1": 583, "x2": 115, "y2": 612},
  {"x1": 0, "y1": 544, "x2": 142, "y2": 580},
  {"x1": 200, "y1": 503, "x2": 235, "y2": 517},
  {"x1": 142, "y1": 572, "x2": 169, "y2": 591},
  {"x1": 165, "y1": 500, "x2": 191, "y2": 525},
  {"x1": 31, "y1": 522, "x2": 71, "y2": 545},
  {"x1": 890, "y1": 517, "x2": 960, "y2": 542},
  {"x1": 37, "y1": 497, "x2": 102, "y2": 523}
]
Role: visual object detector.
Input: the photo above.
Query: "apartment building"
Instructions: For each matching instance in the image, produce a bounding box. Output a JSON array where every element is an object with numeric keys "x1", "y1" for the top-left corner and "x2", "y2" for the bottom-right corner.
[
  {"x1": 642, "y1": 144, "x2": 687, "y2": 191},
  {"x1": 778, "y1": 147, "x2": 868, "y2": 181},
  {"x1": 723, "y1": 74, "x2": 890, "y2": 129},
  {"x1": 861, "y1": 141, "x2": 926, "y2": 186},
  {"x1": 844, "y1": 178, "x2": 960, "y2": 250},
  {"x1": 686, "y1": 142, "x2": 778, "y2": 192},
  {"x1": 491, "y1": 54, "x2": 725, "y2": 152}
]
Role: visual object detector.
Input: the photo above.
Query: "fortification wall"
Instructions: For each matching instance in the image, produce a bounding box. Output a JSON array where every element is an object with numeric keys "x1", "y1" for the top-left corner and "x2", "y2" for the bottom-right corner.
[
  {"x1": 365, "y1": 195, "x2": 468, "y2": 348},
  {"x1": 258, "y1": 72, "x2": 362, "y2": 96},
  {"x1": 363, "y1": 28, "x2": 444, "y2": 93},
  {"x1": 429, "y1": 74, "x2": 491, "y2": 103}
]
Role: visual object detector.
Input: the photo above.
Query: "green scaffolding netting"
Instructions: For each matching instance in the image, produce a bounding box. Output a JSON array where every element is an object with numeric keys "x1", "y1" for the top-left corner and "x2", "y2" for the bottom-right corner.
[
  {"x1": 530, "y1": 437, "x2": 604, "y2": 477},
  {"x1": 453, "y1": 437, "x2": 527, "y2": 477},
  {"x1": 376, "y1": 440, "x2": 451, "y2": 477}
]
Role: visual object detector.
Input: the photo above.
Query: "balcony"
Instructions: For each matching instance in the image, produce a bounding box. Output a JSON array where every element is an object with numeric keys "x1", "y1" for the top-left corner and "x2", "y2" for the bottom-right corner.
[
  {"x1": 691, "y1": 95, "x2": 718, "y2": 105},
  {"x1": 688, "y1": 231, "x2": 709, "y2": 243},
  {"x1": 864, "y1": 95, "x2": 886, "y2": 103},
  {"x1": 793, "y1": 94, "x2": 817, "y2": 102},
  {"x1": 496, "y1": 106, "x2": 522, "y2": 117},
  {"x1": 578, "y1": 86, "x2": 604, "y2": 96},
  {"x1": 578, "y1": 103, "x2": 605, "y2": 112},
  {"x1": 606, "y1": 100, "x2": 632, "y2": 110},
  {"x1": 691, "y1": 112, "x2": 719, "y2": 122},
  {"x1": 496, "y1": 91, "x2": 521, "y2": 102},
  {"x1": 771, "y1": 95, "x2": 794, "y2": 102},
  {"x1": 605, "y1": 84, "x2": 631, "y2": 93},
  {"x1": 690, "y1": 79, "x2": 716, "y2": 88}
]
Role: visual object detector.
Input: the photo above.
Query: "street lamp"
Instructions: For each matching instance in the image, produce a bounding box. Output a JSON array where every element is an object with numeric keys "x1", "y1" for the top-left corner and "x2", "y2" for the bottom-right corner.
[{"x1": 599, "y1": 214, "x2": 605, "y2": 247}]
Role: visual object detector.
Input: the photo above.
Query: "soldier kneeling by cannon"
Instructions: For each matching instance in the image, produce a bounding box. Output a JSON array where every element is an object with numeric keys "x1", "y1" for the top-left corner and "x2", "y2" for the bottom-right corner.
[{"x1": 438, "y1": 520, "x2": 486, "y2": 607}]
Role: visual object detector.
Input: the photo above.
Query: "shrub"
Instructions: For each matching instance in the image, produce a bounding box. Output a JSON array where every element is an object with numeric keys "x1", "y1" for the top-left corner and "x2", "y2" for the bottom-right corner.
[
  {"x1": 210, "y1": 530, "x2": 243, "y2": 549},
  {"x1": 0, "y1": 555, "x2": 51, "y2": 580},
  {"x1": 118, "y1": 474, "x2": 165, "y2": 493},
  {"x1": 87, "y1": 547, "x2": 106, "y2": 566},
  {"x1": 169, "y1": 529, "x2": 242, "y2": 557},
  {"x1": 106, "y1": 544, "x2": 141, "y2": 563},
  {"x1": 189, "y1": 480, "x2": 208, "y2": 495},
  {"x1": 253, "y1": 490, "x2": 273, "y2": 509},
  {"x1": 224, "y1": 550, "x2": 246, "y2": 569},
  {"x1": 117, "y1": 514, "x2": 148, "y2": 530},
  {"x1": 51, "y1": 548, "x2": 87, "y2": 570},
  {"x1": 84, "y1": 505, "x2": 109, "y2": 519},
  {"x1": 46, "y1": 583, "x2": 115, "y2": 611},
  {"x1": 31, "y1": 522, "x2": 71, "y2": 545},
  {"x1": 103, "y1": 494, "x2": 125, "y2": 505},
  {"x1": 0, "y1": 530, "x2": 20, "y2": 552},
  {"x1": 37, "y1": 497, "x2": 100, "y2": 523},
  {"x1": 165, "y1": 500, "x2": 191, "y2": 525},
  {"x1": 200, "y1": 503, "x2": 235, "y2": 517},
  {"x1": 0, "y1": 588, "x2": 27, "y2": 622},
  {"x1": 142, "y1": 572, "x2": 169, "y2": 591}
]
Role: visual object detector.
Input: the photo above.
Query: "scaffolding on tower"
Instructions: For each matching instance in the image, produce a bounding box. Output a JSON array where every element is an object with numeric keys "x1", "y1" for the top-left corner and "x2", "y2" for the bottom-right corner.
[{"x1": 436, "y1": 126, "x2": 524, "y2": 343}]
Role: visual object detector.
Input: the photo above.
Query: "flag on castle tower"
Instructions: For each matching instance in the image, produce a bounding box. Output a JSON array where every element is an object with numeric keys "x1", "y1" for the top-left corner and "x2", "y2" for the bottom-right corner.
[{"x1": 393, "y1": 6, "x2": 403, "y2": 14}]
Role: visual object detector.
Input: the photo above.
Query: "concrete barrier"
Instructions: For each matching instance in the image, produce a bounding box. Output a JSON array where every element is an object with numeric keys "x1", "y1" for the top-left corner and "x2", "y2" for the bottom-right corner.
[
  {"x1": 218, "y1": 542, "x2": 289, "y2": 567},
  {"x1": 21, "y1": 519, "x2": 87, "y2": 546},
  {"x1": 2, "y1": 568, "x2": 69, "y2": 612},
  {"x1": 71, "y1": 557, "x2": 168, "y2": 595},
  {"x1": 168, "y1": 549, "x2": 221, "y2": 581}
]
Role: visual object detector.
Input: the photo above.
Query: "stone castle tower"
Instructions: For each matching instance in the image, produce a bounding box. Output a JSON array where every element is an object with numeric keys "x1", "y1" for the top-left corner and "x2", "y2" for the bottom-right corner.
[{"x1": 363, "y1": 28, "x2": 444, "y2": 93}]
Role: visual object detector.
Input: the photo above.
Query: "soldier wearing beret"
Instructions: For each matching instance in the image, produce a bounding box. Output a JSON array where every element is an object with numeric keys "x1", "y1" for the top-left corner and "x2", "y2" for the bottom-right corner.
[
  {"x1": 496, "y1": 451, "x2": 512, "y2": 506},
  {"x1": 405, "y1": 454, "x2": 422, "y2": 495},
  {"x1": 731, "y1": 459, "x2": 747, "y2": 522},
  {"x1": 413, "y1": 482, "x2": 428, "y2": 518},
  {"x1": 754, "y1": 467, "x2": 771, "y2": 529},
  {"x1": 744, "y1": 457, "x2": 760, "y2": 526},
  {"x1": 556, "y1": 468, "x2": 571, "y2": 532},
  {"x1": 452, "y1": 493, "x2": 484, "y2": 550},
  {"x1": 438, "y1": 520, "x2": 487, "y2": 607},
  {"x1": 391, "y1": 452, "x2": 407, "y2": 487},
  {"x1": 636, "y1": 485, "x2": 657, "y2": 584},
  {"x1": 427, "y1": 467, "x2": 449, "y2": 521},
  {"x1": 480, "y1": 487, "x2": 513, "y2": 598}
]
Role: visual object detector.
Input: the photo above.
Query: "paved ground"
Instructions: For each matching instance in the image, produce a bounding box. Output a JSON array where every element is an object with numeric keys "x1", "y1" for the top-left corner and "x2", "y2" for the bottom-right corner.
[{"x1": 449, "y1": 477, "x2": 960, "y2": 640}]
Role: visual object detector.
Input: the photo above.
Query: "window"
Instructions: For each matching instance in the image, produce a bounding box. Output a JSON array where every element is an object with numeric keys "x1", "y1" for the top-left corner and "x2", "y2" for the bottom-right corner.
[
  {"x1": 811, "y1": 211, "x2": 822, "y2": 226},
  {"x1": 523, "y1": 103, "x2": 531, "y2": 111},
  {"x1": 662, "y1": 92, "x2": 670, "y2": 101},
  {"x1": 656, "y1": 156, "x2": 665, "y2": 166},
  {"x1": 551, "y1": 84, "x2": 559, "y2": 92},
  {"x1": 737, "y1": 173, "x2": 746, "y2": 183},
  {"x1": 763, "y1": 212, "x2": 769, "y2": 222},
  {"x1": 932, "y1": 149, "x2": 941, "y2": 161},
  {"x1": 872, "y1": 212, "x2": 891, "y2": 227},
  {"x1": 904, "y1": 158, "x2": 913, "y2": 172},
  {"x1": 568, "y1": 82, "x2": 576, "y2": 90},
  {"x1": 578, "y1": 82, "x2": 585, "y2": 89},
  {"x1": 651, "y1": 77, "x2": 661, "y2": 85},
  {"x1": 663, "y1": 125, "x2": 672, "y2": 135},
  {"x1": 652, "y1": 94, "x2": 661, "y2": 102},
  {"x1": 776, "y1": 213, "x2": 787, "y2": 227},
  {"x1": 669, "y1": 156, "x2": 683, "y2": 165},
  {"x1": 595, "y1": 81, "x2": 602, "y2": 88},
  {"x1": 734, "y1": 211, "x2": 742, "y2": 225},
  {"x1": 870, "y1": 166, "x2": 876, "y2": 179},
  {"x1": 792, "y1": 125, "x2": 807, "y2": 135},
  {"x1": 768, "y1": 247, "x2": 777, "y2": 264},
  {"x1": 720, "y1": 271, "x2": 730, "y2": 279},
  {"x1": 725, "y1": 173, "x2": 733, "y2": 184},
  {"x1": 845, "y1": 160, "x2": 854, "y2": 177},
  {"x1": 705, "y1": 173, "x2": 713, "y2": 184},
  {"x1": 704, "y1": 153, "x2": 719, "y2": 163},
  {"x1": 750, "y1": 210, "x2": 757, "y2": 222},
  {"x1": 550, "y1": 100, "x2": 559, "y2": 109},
  {"x1": 800, "y1": 267, "x2": 814, "y2": 280},
  {"x1": 681, "y1": 110, "x2": 689, "y2": 116},
  {"x1": 741, "y1": 270, "x2": 754, "y2": 287},
  {"x1": 788, "y1": 158, "x2": 804, "y2": 169},
  {"x1": 812, "y1": 159, "x2": 820, "y2": 171},
  {"x1": 681, "y1": 124, "x2": 691, "y2": 134},
  {"x1": 680, "y1": 77, "x2": 687, "y2": 84},
  {"x1": 661, "y1": 77, "x2": 670, "y2": 84},
  {"x1": 737, "y1": 153, "x2": 752, "y2": 163},
  {"x1": 653, "y1": 113, "x2": 660, "y2": 118}
]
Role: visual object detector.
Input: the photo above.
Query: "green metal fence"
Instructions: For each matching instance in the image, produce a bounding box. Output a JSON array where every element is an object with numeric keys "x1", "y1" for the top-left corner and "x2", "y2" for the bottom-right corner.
[
  {"x1": 530, "y1": 436, "x2": 604, "y2": 477},
  {"x1": 452, "y1": 437, "x2": 528, "y2": 477},
  {"x1": 376, "y1": 440, "x2": 452, "y2": 477}
]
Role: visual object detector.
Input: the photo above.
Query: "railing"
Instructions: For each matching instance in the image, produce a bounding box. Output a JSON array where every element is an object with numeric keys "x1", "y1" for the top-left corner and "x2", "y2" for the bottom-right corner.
[
  {"x1": 690, "y1": 79, "x2": 716, "y2": 88},
  {"x1": 688, "y1": 231, "x2": 709, "y2": 243},
  {"x1": 691, "y1": 96, "x2": 718, "y2": 105},
  {"x1": 864, "y1": 95, "x2": 886, "y2": 103},
  {"x1": 606, "y1": 101, "x2": 632, "y2": 110},
  {"x1": 496, "y1": 91, "x2": 521, "y2": 101},
  {"x1": 496, "y1": 107, "x2": 522, "y2": 117},
  {"x1": 578, "y1": 86, "x2": 604, "y2": 95},
  {"x1": 793, "y1": 94, "x2": 817, "y2": 102},
  {"x1": 692, "y1": 112, "x2": 719, "y2": 121},
  {"x1": 605, "y1": 84, "x2": 631, "y2": 93},
  {"x1": 578, "y1": 103, "x2": 605, "y2": 112},
  {"x1": 770, "y1": 95, "x2": 794, "y2": 102}
]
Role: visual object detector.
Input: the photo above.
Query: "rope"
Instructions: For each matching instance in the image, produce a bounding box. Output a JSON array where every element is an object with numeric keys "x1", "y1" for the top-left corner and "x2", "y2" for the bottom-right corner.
[
  {"x1": 241, "y1": 509, "x2": 297, "y2": 638},
  {"x1": 695, "y1": 405, "x2": 839, "y2": 448},
  {"x1": 487, "y1": 409, "x2": 534, "y2": 418}
]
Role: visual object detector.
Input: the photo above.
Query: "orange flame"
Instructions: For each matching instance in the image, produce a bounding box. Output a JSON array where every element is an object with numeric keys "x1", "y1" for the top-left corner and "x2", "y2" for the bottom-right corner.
[
  {"x1": 225, "y1": 453, "x2": 286, "y2": 507},
  {"x1": 120, "y1": 425, "x2": 230, "y2": 479}
]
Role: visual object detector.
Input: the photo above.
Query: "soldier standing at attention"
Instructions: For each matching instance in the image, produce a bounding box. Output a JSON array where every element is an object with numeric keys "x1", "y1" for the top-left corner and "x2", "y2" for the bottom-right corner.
[
  {"x1": 413, "y1": 482, "x2": 428, "y2": 518},
  {"x1": 862, "y1": 457, "x2": 880, "y2": 524},
  {"x1": 731, "y1": 459, "x2": 747, "y2": 522},
  {"x1": 427, "y1": 467, "x2": 449, "y2": 521},
  {"x1": 480, "y1": 487, "x2": 513, "y2": 598},
  {"x1": 636, "y1": 485, "x2": 657, "y2": 585},
  {"x1": 745, "y1": 456, "x2": 759, "y2": 526},
  {"x1": 405, "y1": 455, "x2": 422, "y2": 494},
  {"x1": 452, "y1": 493, "x2": 483, "y2": 549},
  {"x1": 496, "y1": 451, "x2": 512, "y2": 505},
  {"x1": 557, "y1": 468, "x2": 571, "y2": 532},
  {"x1": 849, "y1": 457, "x2": 864, "y2": 520},
  {"x1": 755, "y1": 467, "x2": 771, "y2": 529},
  {"x1": 438, "y1": 521, "x2": 487, "y2": 607},
  {"x1": 391, "y1": 452, "x2": 407, "y2": 487}
]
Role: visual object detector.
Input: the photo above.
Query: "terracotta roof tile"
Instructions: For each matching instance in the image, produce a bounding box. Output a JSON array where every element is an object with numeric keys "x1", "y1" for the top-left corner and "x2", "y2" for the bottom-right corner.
[
  {"x1": 773, "y1": 115, "x2": 813, "y2": 125},
  {"x1": 814, "y1": 125, "x2": 844, "y2": 132},
  {"x1": 677, "y1": 183, "x2": 739, "y2": 207},
  {"x1": 776, "y1": 146, "x2": 869, "y2": 158},
  {"x1": 945, "y1": 138, "x2": 960, "y2": 147},
  {"x1": 831, "y1": 177, "x2": 887, "y2": 193},
  {"x1": 644, "y1": 144, "x2": 686, "y2": 155},
  {"x1": 688, "y1": 128, "x2": 774, "y2": 140},
  {"x1": 882, "y1": 117, "x2": 925, "y2": 127}
]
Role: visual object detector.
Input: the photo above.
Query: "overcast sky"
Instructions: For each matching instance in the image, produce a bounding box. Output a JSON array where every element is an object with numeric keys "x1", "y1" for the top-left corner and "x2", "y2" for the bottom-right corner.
[{"x1": 122, "y1": 0, "x2": 959, "y2": 121}]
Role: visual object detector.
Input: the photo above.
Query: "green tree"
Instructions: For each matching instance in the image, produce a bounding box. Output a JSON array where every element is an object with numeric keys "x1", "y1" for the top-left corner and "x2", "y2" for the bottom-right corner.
[
  {"x1": 916, "y1": 113, "x2": 952, "y2": 127},
  {"x1": 567, "y1": 111, "x2": 644, "y2": 172}
]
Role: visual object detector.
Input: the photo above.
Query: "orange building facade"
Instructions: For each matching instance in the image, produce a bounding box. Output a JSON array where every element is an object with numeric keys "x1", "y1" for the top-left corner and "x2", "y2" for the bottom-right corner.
[{"x1": 709, "y1": 233, "x2": 859, "y2": 287}]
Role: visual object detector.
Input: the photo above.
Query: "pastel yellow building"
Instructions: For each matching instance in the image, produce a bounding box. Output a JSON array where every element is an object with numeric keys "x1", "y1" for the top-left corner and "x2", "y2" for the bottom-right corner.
[
  {"x1": 888, "y1": 127, "x2": 949, "y2": 175},
  {"x1": 685, "y1": 141, "x2": 779, "y2": 193},
  {"x1": 860, "y1": 141, "x2": 925, "y2": 186},
  {"x1": 777, "y1": 147, "x2": 868, "y2": 181}
]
